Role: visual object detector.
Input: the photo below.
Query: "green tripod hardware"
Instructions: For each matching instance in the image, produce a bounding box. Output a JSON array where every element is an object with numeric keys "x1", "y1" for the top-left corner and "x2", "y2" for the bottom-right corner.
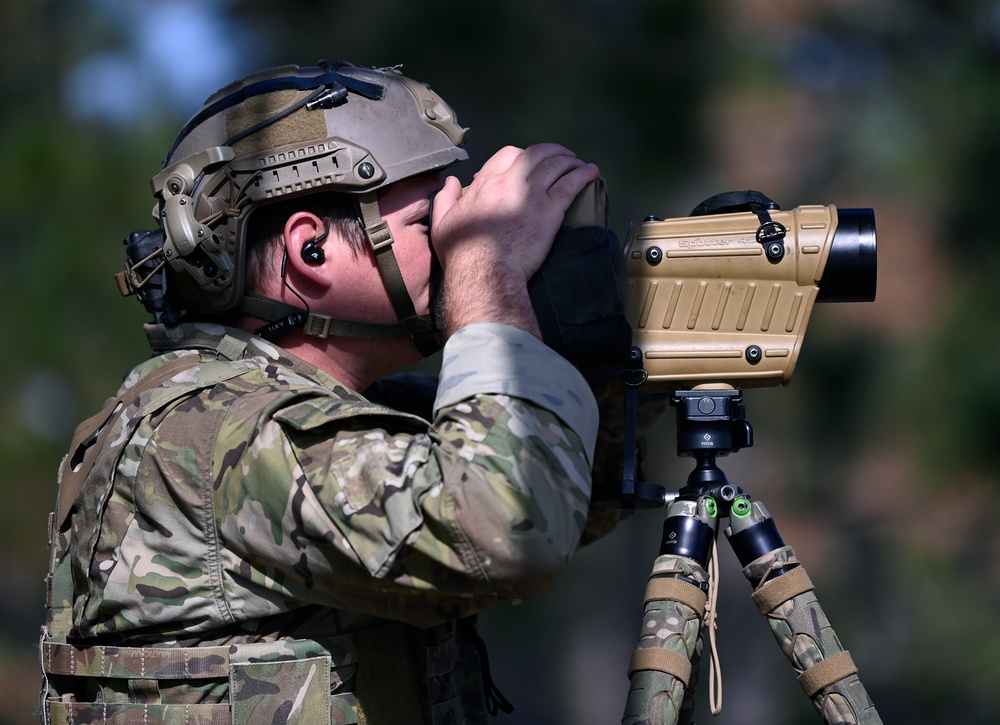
[{"x1": 607, "y1": 385, "x2": 883, "y2": 725}]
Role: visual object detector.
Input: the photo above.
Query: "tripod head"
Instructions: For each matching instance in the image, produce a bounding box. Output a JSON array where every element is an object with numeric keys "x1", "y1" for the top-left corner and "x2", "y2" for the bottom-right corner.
[
  {"x1": 672, "y1": 387, "x2": 751, "y2": 514},
  {"x1": 592, "y1": 380, "x2": 754, "y2": 512}
]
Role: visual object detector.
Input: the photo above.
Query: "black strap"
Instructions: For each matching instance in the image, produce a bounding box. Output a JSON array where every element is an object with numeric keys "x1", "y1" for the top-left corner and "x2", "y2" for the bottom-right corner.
[
  {"x1": 355, "y1": 624, "x2": 428, "y2": 725},
  {"x1": 240, "y1": 293, "x2": 441, "y2": 344},
  {"x1": 460, "y1": 619, "x2": 514, "y2": 716},
  {"x1": 619, "y1": 347, "x2": 648, "y2": 510}
]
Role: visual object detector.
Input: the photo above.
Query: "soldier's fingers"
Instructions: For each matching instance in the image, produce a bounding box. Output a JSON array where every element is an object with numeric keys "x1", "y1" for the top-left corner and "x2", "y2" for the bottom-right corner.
[
  {"x1": 474, "y1": 145, "x2": 527, "y2": 179},
  {"x1": 544, "y1": 160, "x2": 601, "y2": 209}
]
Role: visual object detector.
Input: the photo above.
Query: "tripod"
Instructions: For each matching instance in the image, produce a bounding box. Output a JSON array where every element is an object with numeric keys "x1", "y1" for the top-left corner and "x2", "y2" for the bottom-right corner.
[{"x1": 605, "y1": 381, "x2": 883, "y2": 725}]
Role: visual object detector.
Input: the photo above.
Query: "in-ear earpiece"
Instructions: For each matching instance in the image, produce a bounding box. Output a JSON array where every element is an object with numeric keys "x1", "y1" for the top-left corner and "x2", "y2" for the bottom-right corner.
[{"x1": 301, "y1": 229, "x2": 329, "y2": 265}]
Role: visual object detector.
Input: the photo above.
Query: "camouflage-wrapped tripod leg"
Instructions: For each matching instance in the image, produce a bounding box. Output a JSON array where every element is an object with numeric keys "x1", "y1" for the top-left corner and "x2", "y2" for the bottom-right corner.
[
  {"x1": 621, "y1": 554, "x2": 709, "y2": 725},
  {"x1": 729, "y1": 501, "x2": 883, "y2": 725},
  {"x1": 622, "y1": 526, "x2": 714, "y2": 725}
]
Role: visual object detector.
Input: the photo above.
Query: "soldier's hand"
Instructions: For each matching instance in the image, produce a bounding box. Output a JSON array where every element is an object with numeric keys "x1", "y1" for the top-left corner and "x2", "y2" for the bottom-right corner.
[{"x1": 431, "y1": 144, "x2": 600, "y2": 337}]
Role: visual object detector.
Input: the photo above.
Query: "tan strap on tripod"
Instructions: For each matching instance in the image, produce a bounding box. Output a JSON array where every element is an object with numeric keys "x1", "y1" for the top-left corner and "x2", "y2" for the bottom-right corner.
[
  {"x1": 628, "y1": 649, "x2": 693, "y2": 687},
  {"x1": 645, "y1": 576, "x2": 707, "y2": 618},
  {"x1": 797, "y1": 651, "x2": 858, "y2": 698},
  {"x1": 751, "y1": 566, "x2": 814, "y2": 614},
  {"x1": 628, "y1": 574, "x2": 708, "y2": 689}
]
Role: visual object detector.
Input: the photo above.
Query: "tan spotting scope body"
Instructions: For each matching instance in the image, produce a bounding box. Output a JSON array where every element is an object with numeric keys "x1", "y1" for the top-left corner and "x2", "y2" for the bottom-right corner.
[{"x1": 623, "y1": 195, "x2": 876, "y2": 391}]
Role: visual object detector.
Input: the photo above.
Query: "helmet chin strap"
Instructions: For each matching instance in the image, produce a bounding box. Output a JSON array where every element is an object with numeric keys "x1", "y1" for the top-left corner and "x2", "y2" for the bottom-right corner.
[
  {"x1": 239, "y1": 191, "x2": 443, "y2": 357},
  {"x1": 355, "y1": 190, "x2": 443, "y2": 356},
  {"x1": 240, "y1": 292, "x2": 433, "y2": 344}
]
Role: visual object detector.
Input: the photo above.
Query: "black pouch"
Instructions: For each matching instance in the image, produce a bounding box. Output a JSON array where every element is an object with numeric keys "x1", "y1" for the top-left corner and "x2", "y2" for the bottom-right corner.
[{"x1": 528, "y1": 225, "x2": 633, "y2": 385}]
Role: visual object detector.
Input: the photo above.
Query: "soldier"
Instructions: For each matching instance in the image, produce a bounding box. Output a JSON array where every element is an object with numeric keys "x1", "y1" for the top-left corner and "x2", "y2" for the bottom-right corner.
[{"x1": 39, "y1": 61, "x2": 624, "y2": 723}]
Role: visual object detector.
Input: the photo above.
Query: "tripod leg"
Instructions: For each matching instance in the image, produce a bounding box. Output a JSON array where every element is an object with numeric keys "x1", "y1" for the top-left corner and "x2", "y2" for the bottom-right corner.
[
  {"x1": 726, "y1": 498, "x2": 883, "y2": 725},
  {"x1": 623, "y1": 497, "x2": 717, "y2": 725}
]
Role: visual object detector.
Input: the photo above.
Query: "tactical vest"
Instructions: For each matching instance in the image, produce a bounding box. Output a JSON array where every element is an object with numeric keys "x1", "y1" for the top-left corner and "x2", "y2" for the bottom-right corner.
[
  {"x1": 39, "y1": 332, "x2": 506, "y2": 724},
  {"x1": 39, "y1": 620, "x2": 492, "y2": 724}
]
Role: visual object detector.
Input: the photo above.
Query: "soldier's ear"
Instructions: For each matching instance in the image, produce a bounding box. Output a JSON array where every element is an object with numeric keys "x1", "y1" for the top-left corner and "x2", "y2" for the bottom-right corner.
[{"x1": 283, "y1": 212, "x2": 332, "y2": 289}]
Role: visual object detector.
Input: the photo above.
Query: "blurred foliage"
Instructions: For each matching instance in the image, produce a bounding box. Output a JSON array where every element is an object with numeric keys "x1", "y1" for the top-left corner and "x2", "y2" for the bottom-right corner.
[{"x1": 2, "y1": 1, "x2": 1000, "y2": 723}]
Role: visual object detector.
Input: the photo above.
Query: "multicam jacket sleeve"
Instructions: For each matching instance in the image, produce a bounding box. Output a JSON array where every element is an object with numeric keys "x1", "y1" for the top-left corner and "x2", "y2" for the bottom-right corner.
[{"x1": 79, "y1": 321, "x2": 599, "y2": 636}]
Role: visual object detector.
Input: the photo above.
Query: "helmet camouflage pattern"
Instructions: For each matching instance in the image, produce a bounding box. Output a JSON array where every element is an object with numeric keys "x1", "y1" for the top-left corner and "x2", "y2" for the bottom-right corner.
[{"x1": 145, "y1": 61, "x2": 468, "y2": 316}]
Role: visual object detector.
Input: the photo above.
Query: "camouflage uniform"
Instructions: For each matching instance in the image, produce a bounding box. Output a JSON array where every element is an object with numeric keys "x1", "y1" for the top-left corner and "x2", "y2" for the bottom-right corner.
[{"x1": 40, "y1": 320, "x2": 604, "y2": 724}]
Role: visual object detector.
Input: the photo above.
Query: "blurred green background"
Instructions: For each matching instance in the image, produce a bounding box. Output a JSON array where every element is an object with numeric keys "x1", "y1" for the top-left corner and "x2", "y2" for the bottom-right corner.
[{"x1": 3, "y1": 0, "x2": 999, "y2": 723}]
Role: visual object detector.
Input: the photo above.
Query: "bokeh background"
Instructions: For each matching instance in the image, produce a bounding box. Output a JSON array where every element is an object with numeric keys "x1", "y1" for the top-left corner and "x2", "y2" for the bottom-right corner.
[{"x1": 3, "y1": 0, "x2": 999, "y2": 723}]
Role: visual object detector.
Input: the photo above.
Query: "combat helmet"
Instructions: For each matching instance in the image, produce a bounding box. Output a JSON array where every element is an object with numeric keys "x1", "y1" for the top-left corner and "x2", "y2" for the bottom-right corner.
[{"x1": 116, "y1": 61, "x2": 468, "y2": 355}]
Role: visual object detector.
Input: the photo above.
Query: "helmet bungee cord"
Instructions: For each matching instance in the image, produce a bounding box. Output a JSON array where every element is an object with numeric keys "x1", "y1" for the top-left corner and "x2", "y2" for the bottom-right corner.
[{"x1": 116, "y1": 61, "x2": 468, "y2": 357}]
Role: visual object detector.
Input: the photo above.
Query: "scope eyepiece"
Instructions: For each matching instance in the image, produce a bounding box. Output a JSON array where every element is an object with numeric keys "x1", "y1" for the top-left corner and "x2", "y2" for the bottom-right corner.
[{"x1": 817, "y1": 208, "x2": 877, "y2": 303}]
